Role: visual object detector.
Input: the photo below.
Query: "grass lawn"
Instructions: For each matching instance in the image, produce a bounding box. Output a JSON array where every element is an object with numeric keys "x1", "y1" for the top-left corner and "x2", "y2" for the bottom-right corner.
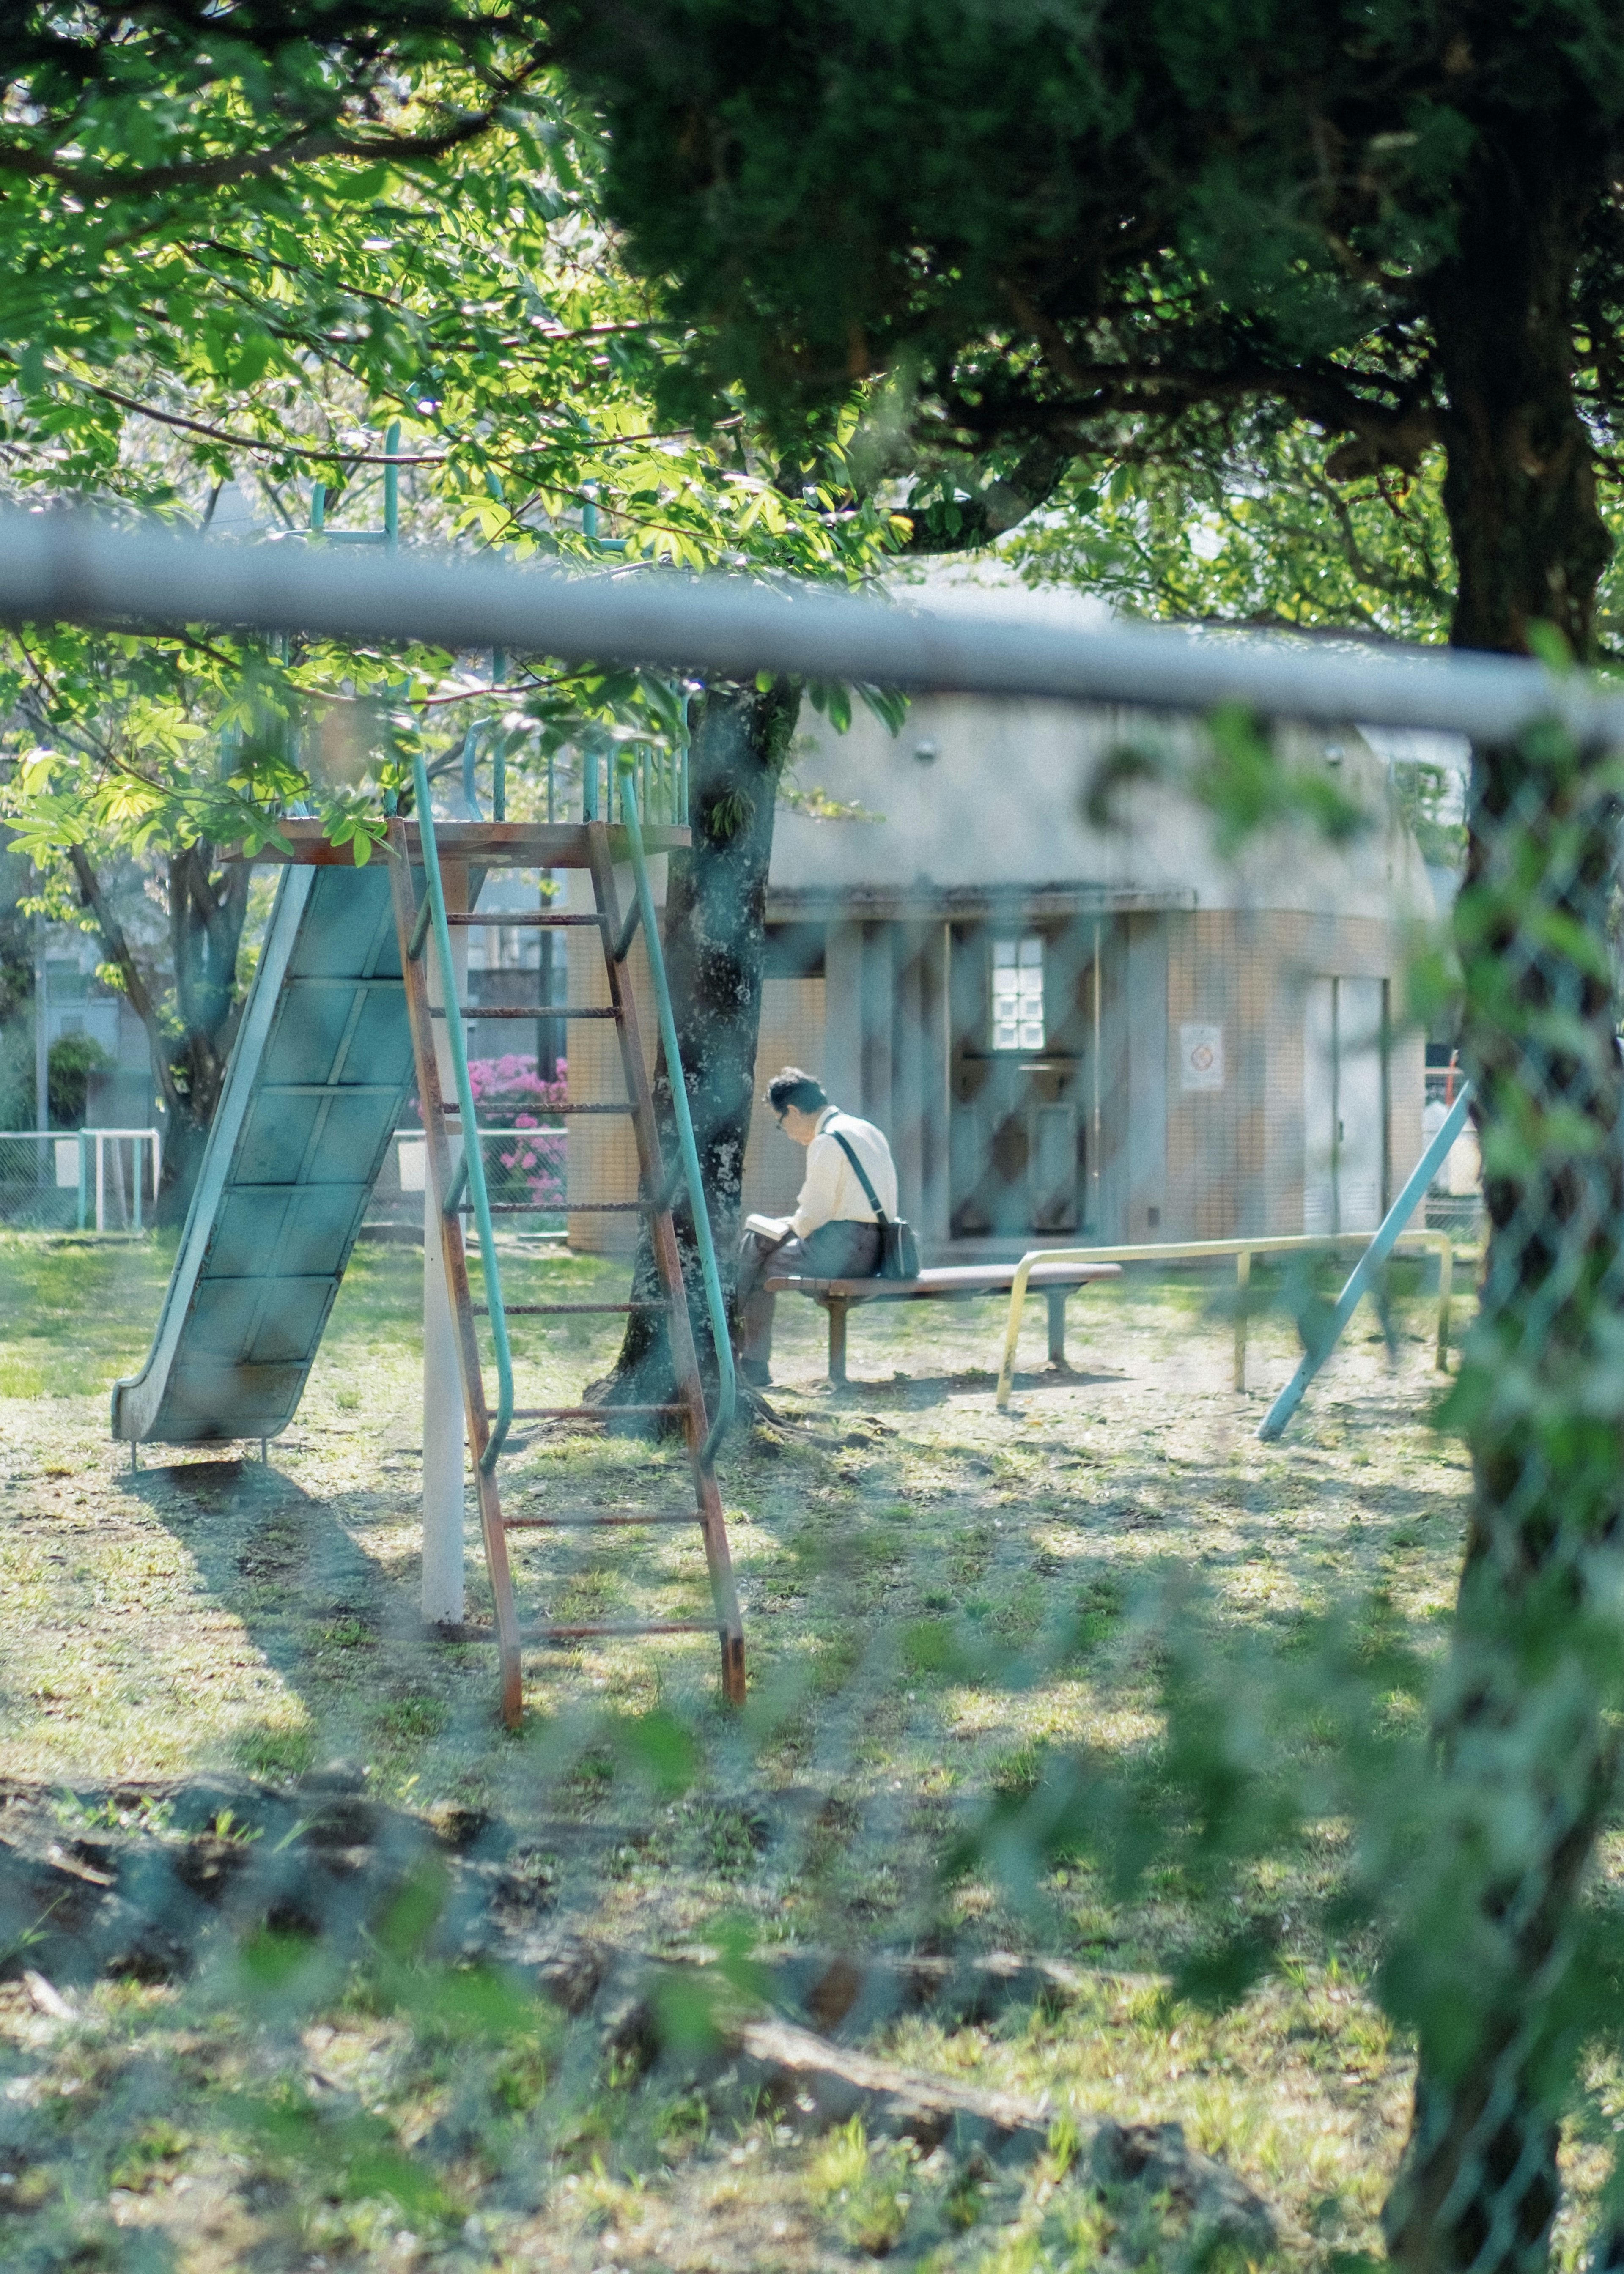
[{"x1": 0, "y1": 1229, "x2": 1499, "y2": 2271}]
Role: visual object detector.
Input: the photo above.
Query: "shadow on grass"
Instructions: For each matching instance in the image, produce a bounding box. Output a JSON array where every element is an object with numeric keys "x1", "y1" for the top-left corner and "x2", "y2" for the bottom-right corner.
[
  {"x1": 115, "y1": 1456, "x2": 431, "y2": 1778},
  {"x1": 787, "y1": 1363, "x2": 1134, "y2": 1408}
]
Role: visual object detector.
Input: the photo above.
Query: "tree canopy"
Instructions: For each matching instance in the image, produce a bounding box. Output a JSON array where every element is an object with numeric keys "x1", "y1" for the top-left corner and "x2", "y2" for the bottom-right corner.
[
  {"x1": 554, "y1": 0, "x2": 1624, "y2": 657},
  {"x1": 0, "y1": 6, "x2": 905, "y2": 1186}
]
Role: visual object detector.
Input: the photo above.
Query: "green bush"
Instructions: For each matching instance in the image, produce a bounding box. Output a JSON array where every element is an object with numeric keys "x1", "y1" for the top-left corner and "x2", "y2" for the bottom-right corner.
[{"x1": 47, "y1": 1031, "x2": 112, "y2": 1127}]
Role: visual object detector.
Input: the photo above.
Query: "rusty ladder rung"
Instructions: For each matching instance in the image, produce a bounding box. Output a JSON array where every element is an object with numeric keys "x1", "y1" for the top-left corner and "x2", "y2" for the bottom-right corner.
[
  {"x1": 503, "y1": 1510, "x2": 700, "y2": 1531},
  {"x1": 429, "y1": 1004, "x2": 619, "y2": 1020},
  {"x1": 508, "y1": 1402, "x2": 686, "y2": 1420},
  {"x1": 482, "y1": 1200, "x2": 645, "y2": 1215},
  {"x1": 472, "y1": 1300, "x2": 664, "y2": 1316},
  {"x1": 445, "y1": 912, "x2": 604, "y2": 926},
  {"x1": 521, "y1": 1620, "x2": 718, "y2": 1642},
  {"x1": 390, "y1": 809, "x2": 745, "y2": 1727}
]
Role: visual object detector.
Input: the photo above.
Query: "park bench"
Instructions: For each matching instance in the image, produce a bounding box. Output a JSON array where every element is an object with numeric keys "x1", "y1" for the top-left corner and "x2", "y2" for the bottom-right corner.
[{"x1": 762, "y1": 1259, "x2": 1123, "y2": 1385}]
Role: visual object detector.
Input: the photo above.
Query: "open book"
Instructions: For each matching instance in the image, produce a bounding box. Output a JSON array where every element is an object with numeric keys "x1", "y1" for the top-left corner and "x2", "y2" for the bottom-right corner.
[{"x1": 745, "y1": 1213, "x2": 792, "y2": 1242}]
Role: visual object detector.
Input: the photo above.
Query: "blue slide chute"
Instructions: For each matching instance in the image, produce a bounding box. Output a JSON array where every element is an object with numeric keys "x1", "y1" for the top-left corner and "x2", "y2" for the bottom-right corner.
[{"x1": 111, "y1": 863, "x2": 415, "y2": 1447}]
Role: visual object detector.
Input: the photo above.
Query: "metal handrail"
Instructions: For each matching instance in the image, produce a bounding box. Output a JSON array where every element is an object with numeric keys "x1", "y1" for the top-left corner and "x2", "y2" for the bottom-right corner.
[
  {"x1": 618, "y1": 771, "x2": 738, "y2": 1465},
  {"x1": 994, "y1": 1228, "x2": 1457, "y2": 1410},
  {"x1": 409, "y1": 749, "x2": 516, "y2": 1473},
  {"x1": 995, "y1": 1086, "x2": 1476, "y2": 1417}
]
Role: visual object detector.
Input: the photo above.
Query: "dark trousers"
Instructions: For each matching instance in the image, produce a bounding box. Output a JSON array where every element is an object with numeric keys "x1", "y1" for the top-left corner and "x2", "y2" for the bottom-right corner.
[{"x1": 737, "y1": 1219, "x2": 882, "y2": 1368}]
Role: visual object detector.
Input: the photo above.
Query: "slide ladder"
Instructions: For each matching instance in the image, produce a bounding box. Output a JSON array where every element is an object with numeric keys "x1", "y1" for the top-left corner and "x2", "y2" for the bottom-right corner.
[{"x1": 390, "y1": 757, "x2": 743, "y2": 1725}]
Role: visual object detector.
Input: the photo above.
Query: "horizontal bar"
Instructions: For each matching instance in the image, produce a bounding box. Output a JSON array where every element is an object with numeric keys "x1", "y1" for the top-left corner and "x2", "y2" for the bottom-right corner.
[
  {"x1": 520, "y1": 1621, "x2": 717, "y2": 1640},
  {"x1": 0, "y1": 1127, "x2": 161, "y2": 1141},
  {"x1": 445, "y1": 912, "x2": 604, "y2": 927},
  {"x1": 0, "y1": 511, "x2": 1610, "y2": 743},
  {"x1": 993, "y1": 1225, "x2": 1454, "y2": 1410},
  {"x1": 479, "y1": 1203, "x2": 572, "y2": 1215},
  {"x1": 429, "y1": 1005, "x2": 618, "y2": 1020},
  {"x1": 508, "y1": 1403, "x2": 685, "y2": 1418},
  {"x1": 529, "y1": 1199, "x2": 645, "y2": 1212},
  {"x1": 1011, "y1": 1230, "x2": 1450, "y2": 1268},
  {"x1": 472, "y1": 1300, "x2": 664, "y2": 1314},
  {"x1": 503, "y1": 1511, "x2": 698, "y2": 1530},
  {"x1": 428, "y1": 1104, "x2": 628, "y2": 1120}
]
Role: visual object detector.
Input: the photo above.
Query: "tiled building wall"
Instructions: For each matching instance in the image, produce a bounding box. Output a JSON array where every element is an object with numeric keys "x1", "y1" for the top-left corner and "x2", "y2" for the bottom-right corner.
[
  {"x1": 565, "y1": 889, "x2": 1425, "y2": 1255},
  {"x1": 1162, "y1": 909, "x2": 1424, "y2": 1240},
  {"x1": 564, "y1": 865, "x2": 658, "y2": 1256},
  {"x1": 740, "y1": 979, "x2": 828, "y2": 1220}
]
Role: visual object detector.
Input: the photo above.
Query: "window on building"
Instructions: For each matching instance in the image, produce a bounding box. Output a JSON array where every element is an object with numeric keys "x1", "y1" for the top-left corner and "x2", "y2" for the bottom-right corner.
[{"x1": 991, "y1": 935, "x2": 1045, "y2": 1051}]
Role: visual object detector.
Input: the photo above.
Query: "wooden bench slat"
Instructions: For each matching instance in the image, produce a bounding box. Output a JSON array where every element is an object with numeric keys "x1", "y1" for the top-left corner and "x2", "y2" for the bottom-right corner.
[
  {"x1": 760, "y1": 1259, "x2": 1121, "y2": 1384},
  {"x1": 763, "y1": 1262, "x2": 1122, "y2": 1299}
]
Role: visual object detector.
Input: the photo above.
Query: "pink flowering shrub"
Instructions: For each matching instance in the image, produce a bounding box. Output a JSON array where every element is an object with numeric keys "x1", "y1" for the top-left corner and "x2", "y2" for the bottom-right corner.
[
  {"x1": 411, "y1": 1055, "x2": 568, "y2": 1210},
  {"x1": 466, "y1": 1053, "x2": 568, "y2": 1127}
]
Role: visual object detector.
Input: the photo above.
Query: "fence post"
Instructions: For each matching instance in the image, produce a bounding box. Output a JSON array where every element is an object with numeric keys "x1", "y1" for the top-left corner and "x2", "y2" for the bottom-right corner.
[
  {"x1": 1234, "y1": 1248, "x2": 1251, "y2": 1391},
  {"x1": 94, "y1": 1130, "x2": 104, "y2": 1234},
  {"x1": 76, "y1": 1131, "x2": 87, "y2": 1232}
]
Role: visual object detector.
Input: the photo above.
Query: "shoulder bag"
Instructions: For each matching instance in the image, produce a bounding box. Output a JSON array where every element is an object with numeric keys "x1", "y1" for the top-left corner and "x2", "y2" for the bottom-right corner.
[{"x1": 830, "y1": 1129, "x2": 920, "y2": 1281}]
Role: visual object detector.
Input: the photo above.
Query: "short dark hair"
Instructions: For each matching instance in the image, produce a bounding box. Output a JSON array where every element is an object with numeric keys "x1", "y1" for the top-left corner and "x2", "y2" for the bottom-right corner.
[{"x1": 767, "y1": 1067, "x2": 827, "y2": 1117}]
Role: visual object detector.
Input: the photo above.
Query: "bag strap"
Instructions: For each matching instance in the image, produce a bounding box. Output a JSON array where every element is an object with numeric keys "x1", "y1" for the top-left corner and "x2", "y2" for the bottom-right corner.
[{"x1": 830, "y1": 1127, "x2": 890, "y2": 1225}]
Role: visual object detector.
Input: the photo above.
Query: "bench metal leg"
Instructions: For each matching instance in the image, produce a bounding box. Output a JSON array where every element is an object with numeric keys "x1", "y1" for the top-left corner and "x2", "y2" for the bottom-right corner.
[
  {"x1": 826, "y1": 1298, "x2": 849, "y2": 1386},
  {"x1": 1046, "y1": 1289, "x2": 1067, "y2": 1367}
]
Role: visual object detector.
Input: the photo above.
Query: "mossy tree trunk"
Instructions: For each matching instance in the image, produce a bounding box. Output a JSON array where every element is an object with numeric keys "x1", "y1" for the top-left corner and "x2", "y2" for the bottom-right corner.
[
  {"x1": 68, "y1": 839, "x2": 251, "y2": 1219},
  {"x1": 1385, "y1": 130, "x2": 1624, "y2": 2274},
  {"x1": 598, "y1": 675, "x2": 801, "y2": 1412}
]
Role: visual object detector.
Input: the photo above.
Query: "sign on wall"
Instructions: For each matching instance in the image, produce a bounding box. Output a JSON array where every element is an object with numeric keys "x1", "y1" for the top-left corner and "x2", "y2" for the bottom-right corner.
[{"x1": 1179, "y1": 1023, "x2": 1225, "y2": 1092}]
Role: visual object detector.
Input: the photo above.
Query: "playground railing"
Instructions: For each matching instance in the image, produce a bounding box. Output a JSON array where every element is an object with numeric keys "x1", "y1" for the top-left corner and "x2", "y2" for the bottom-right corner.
[
  {"x1": 995, "y1": 1226, "x2": 1458, "y2": 1410},
  {"x1": 996, "y1": 1084, "x2": 1475, "y2": 1417},
  {"x1": 619, "y1": 774, "x2": 736, "y2": 1465},
  {"x1": 0, "y1": 1127, "x2": 161, "y2": 1233}
]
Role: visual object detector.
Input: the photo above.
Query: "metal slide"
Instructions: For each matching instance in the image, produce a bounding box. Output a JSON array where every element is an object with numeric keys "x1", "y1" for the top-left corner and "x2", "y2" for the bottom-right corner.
[{"x1": 111, "y1": 862, "x2": 414, "y2": 1448}]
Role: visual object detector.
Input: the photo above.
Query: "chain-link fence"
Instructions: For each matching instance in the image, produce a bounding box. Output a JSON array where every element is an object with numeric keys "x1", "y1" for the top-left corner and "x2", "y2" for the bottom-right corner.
[
  {"x1": 0, "y1": 1127, "x2": 159, "y2": 1232},
  {"x1": 365, "y1": 1122, "x2": 567, "y2": 1237},
  {"x1": 7, "y1": 524, "x2": 1619, "y2": 2274}
]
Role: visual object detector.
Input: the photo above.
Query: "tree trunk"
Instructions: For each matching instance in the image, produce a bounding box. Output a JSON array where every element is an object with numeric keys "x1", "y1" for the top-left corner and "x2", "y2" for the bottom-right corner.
[
  {"x1": 1384, "y1": 136, "x2": 1624, "y2": 2274},
  {"x1": 597, "y1": 677, "x2": 801, "y2": 1412},
  {"x1": 69, "y1": 841, "x2": 251, "y2": 1219}
]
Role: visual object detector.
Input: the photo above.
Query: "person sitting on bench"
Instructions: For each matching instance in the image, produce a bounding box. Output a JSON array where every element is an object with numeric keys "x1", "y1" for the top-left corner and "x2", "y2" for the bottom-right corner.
[{"x1": 736, "y1": 1067, "x2": 899, "y2": 1386}]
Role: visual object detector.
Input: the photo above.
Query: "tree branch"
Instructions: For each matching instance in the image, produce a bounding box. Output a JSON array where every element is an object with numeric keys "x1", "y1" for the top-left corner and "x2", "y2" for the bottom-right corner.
[
  {"x1": 0, "y1": 55, "x2": 551, "y2": 198},
  {"x1": 66, "y1": 842, "x2": 182, "y2": 1124}
]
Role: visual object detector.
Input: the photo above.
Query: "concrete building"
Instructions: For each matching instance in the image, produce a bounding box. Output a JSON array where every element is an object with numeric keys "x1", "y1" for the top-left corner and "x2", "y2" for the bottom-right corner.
[{"x1": 568, "y1": 694, "x2": 1434, "y2": 1259}]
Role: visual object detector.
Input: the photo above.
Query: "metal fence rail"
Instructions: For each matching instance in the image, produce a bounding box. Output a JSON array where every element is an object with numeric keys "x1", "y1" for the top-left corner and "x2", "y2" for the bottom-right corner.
[
  {"x1": 0, "y1": 1127, "x2": 161, "y2": 1233},
  {"x1": 0, "y1": 511, "x2": 1616, "y2": 743}
]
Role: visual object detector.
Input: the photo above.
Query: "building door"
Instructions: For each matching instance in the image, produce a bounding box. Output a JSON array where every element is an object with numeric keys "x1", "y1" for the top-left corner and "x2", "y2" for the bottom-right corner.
[
  {"x1": 949, "y1": 923, "x2": 1095, "y2": 1237},
  {"x1": 1304, "y1": 977, "x2": 1387, "y2": 1234}
]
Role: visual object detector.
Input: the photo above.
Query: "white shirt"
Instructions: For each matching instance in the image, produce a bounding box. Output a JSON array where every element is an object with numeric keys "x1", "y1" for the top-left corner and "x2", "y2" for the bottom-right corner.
[{"x1": 790, "y1": 1108, "x2": 899, "y2": 1239}]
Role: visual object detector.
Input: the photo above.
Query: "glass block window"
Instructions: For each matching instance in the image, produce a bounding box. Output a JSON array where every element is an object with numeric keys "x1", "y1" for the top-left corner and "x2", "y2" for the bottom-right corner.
[{"x1": 991, "y1": 935, "x2": 1045, "y2": 1052}]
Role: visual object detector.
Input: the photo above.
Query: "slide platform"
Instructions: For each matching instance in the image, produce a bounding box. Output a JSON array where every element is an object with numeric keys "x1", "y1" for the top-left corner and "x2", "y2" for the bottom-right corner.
[{"x1": 112, "y1": 861, "x2": 416, "y2": 1446}]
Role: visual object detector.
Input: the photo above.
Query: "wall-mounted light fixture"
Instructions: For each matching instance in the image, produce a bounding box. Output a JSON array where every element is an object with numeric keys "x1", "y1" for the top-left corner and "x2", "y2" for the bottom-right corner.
[{"x1": 913, "y1": 738, "x2": 939, "y2": 765}]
